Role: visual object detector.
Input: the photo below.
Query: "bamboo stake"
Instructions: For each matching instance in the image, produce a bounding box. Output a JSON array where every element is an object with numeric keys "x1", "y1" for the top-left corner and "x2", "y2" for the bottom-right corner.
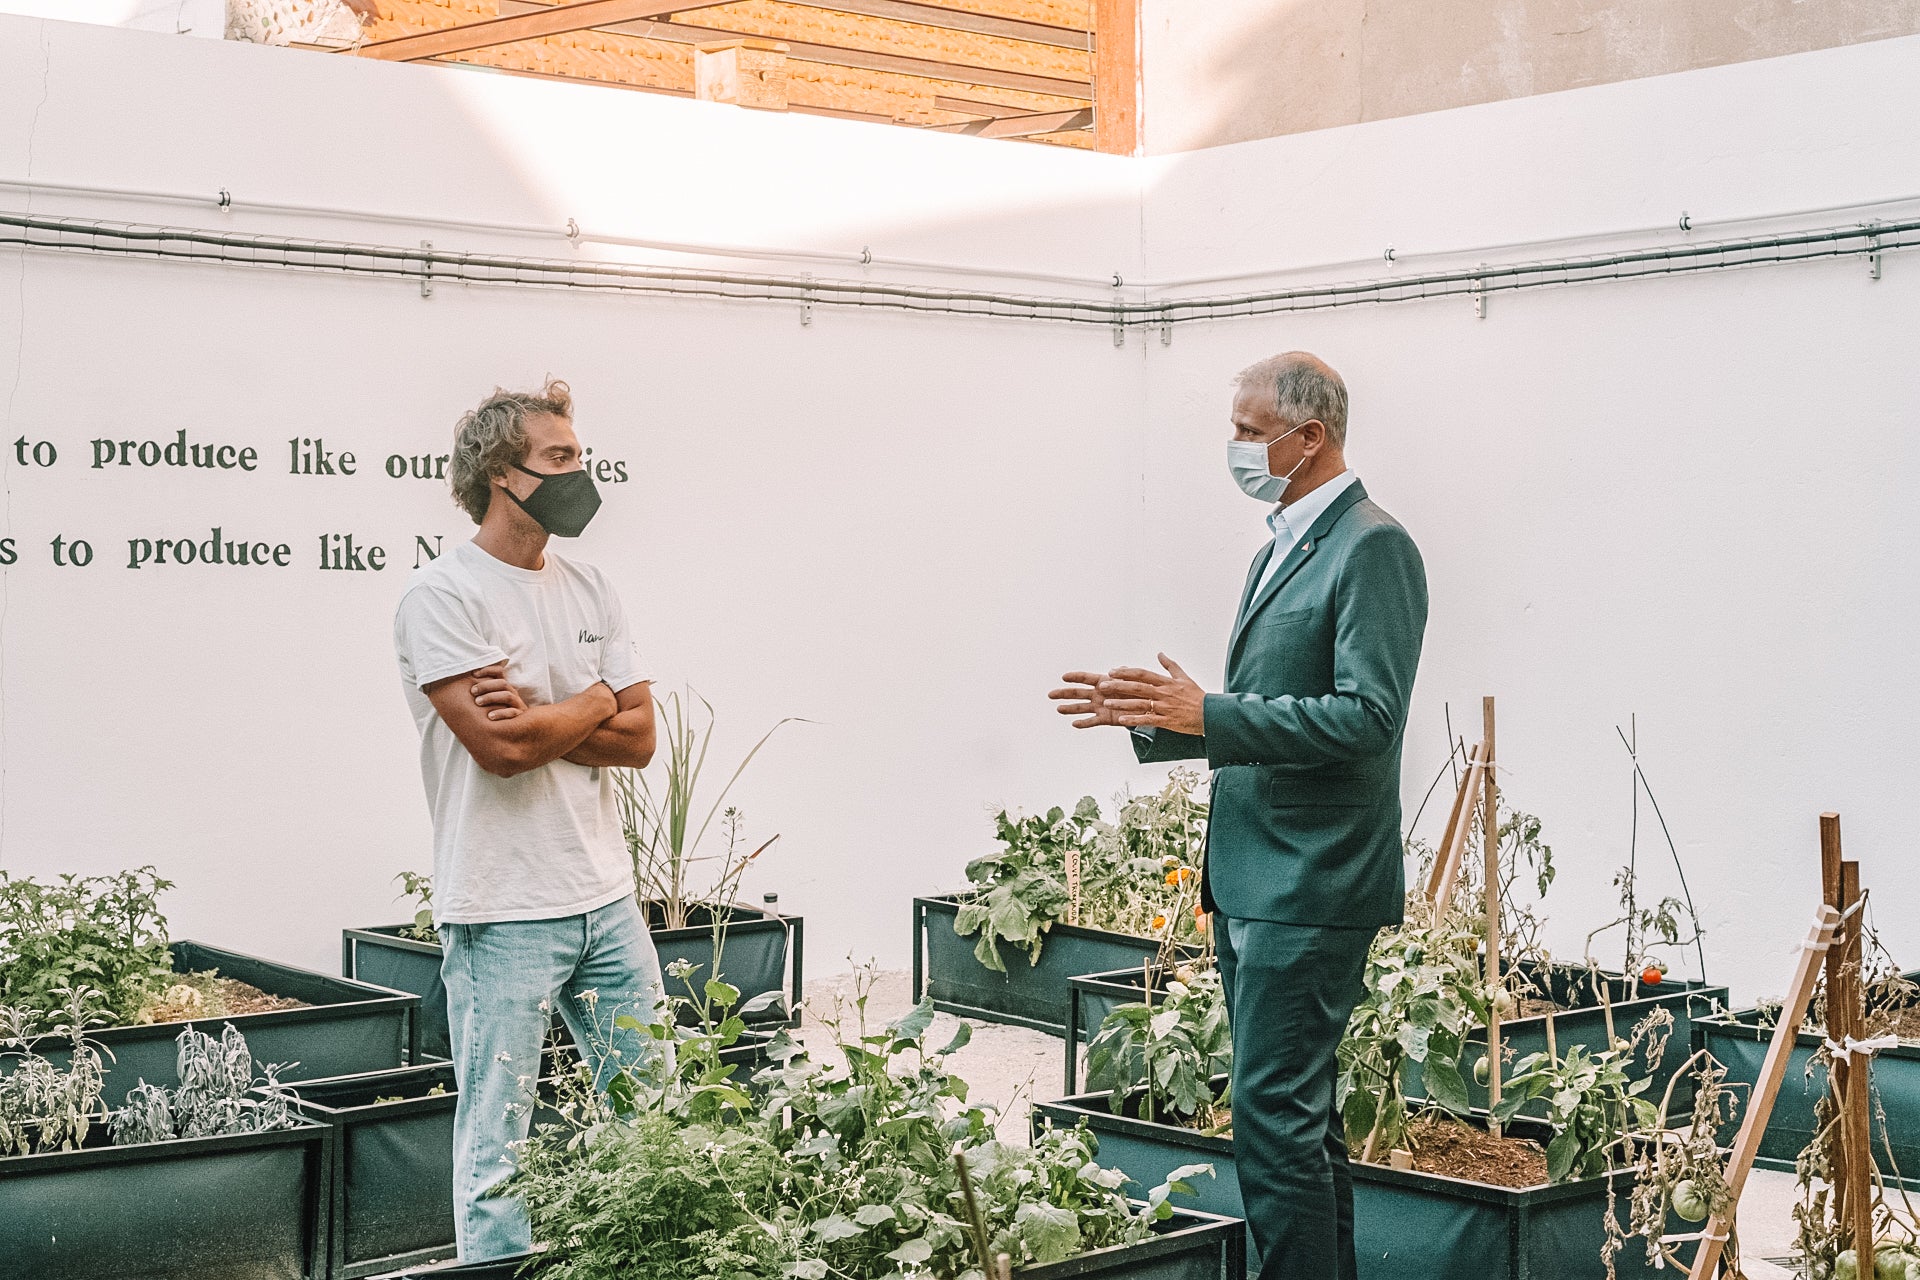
[
  {"x1": 1482, "y1": 696, "x2": 1503, "y2": 1138},
  {"x1": 1687, "y1": 903, "x2": 1843, "y2": 1280},
  {"x1": 1841, "y1": 859, "x2": 1873, "y2": 1267},
  {"x1": 1822, "y1": 815, "x2": 1850, "y2": 1226},
  {"x1": 1598, "y1": 973, "x2": 1618, "y2": 1051},
  {"x1": 1545, "y1": 1011, "x2": 1558, "y2": 1063},
  {"x1": 954, "y1": 1152, "x2": 994, "y2": 1277}
]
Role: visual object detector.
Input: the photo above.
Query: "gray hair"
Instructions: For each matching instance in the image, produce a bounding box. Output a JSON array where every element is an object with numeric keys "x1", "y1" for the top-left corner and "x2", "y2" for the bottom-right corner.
[
  {"x1": 1235, "y1": 352, "x2": 1349, "y2": 447},
  {"x1": 448, "y1": 379, "x2": 573, "y2": 523}
]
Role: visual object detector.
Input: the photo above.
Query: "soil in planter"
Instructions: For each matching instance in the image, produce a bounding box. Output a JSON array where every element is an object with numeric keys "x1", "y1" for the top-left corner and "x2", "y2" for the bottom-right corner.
[
  {"x1": 1515, "y1": 995, "x2": 1568, "y2": 1019},
  {"x1": 1382, "y1": 1114, "x2": 1549, "y2": 1189},
  {"x1": 1870, "y1": 1003, "x2": 1920, "y2": 1043},
  {"x1": 132, "y1": 970, "x2": 308, "y2": 1024}
]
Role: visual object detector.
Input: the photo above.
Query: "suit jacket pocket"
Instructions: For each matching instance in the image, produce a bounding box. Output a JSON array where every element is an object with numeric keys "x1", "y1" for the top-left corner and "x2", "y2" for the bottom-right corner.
[
  {"x1": 1269, "y1": 770, "x2": 1373, "y2": 807},
  {"x1": 1251, "y1": 605, "x2": 1315, "y2": 631}
]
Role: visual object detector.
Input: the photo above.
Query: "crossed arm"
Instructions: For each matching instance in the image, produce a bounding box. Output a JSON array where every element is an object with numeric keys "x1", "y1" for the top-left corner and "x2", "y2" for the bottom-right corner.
[{"x1": 423, "y1": 663, "x2": 656, "y2": 778}]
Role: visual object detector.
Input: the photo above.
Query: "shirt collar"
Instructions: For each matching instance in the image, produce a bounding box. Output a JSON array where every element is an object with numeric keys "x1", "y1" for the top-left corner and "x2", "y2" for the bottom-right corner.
[{"x1": 1267, "y1": 469, "x2": 1358, "y2": 539}]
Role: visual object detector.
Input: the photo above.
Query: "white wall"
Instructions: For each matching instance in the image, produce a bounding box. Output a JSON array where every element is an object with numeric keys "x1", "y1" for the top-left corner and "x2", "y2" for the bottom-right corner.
[
  {"x1": 3, "y1": 15, "x2": 1918, "y2": 1003},
  {"x1": 0, "y1": 0, "x2": 220, "y2": 37},
  {"x1": 0, "y1": 15, "x2": 1155, "y2": 976},
  {"x1": 1135, "y1": 36, "x2": 1920, "y2": 1001}
]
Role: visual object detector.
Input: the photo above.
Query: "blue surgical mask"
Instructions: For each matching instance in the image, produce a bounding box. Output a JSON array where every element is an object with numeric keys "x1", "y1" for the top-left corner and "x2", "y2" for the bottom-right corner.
[{"x1": 1227, "y1": 425, "x2": 1305, "y2": 503}]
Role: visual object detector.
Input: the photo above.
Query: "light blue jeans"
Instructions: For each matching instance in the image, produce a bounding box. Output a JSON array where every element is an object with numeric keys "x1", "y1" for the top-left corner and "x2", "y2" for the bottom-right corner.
[{"x1": 440, "y1": 895, "x2": 668, "y2": 1261}]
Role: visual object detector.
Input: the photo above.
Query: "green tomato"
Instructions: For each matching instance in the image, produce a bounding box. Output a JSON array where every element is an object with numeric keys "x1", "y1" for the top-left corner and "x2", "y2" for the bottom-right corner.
[
  {"x1": 1670, "y1": 1179, "x2": 1709, "y2": 1223},
  {"x1": 1875, "y1": 1247, "x2": 1918, "y2": 1280},
  {"x1": 1836, "y1": 1248, "x2": 1858, "y2": 1280},
  {"x1": 1473, "y1": 1056, "x2": 1491, "y2": 1087}
]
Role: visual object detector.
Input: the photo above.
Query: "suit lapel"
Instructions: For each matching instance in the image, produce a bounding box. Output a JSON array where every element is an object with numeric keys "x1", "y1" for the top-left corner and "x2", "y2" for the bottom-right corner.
[
  {"x1": 1235, "y1": 539, "x2": 1277, "y2": 628},
  {"x1": 1228, "y1": 480, "x2": 1370, "y2": 657}
]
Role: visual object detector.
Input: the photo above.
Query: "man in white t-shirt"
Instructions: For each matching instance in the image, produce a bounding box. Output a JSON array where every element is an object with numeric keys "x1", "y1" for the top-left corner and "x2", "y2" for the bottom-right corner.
[{"x1": 392, "y1": 379, "x2": 666, "y2": 1262}]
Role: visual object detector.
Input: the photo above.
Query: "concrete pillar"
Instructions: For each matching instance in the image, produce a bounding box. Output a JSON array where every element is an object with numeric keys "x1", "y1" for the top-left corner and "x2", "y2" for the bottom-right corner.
[{"x1": 694, "y1": 38, "x2": 791, "y2": 111}]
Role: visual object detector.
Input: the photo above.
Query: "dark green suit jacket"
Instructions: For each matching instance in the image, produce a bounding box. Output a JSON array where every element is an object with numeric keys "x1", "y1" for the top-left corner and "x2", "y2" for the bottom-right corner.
[{"x1": 1135, "y1": 479, "x2": 1427, "y2": 929}]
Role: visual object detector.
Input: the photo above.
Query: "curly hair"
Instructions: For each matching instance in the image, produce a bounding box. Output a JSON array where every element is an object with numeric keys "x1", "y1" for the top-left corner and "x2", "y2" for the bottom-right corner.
[{"x1": 448, "y1": 379, "x2": 573, "y2": 523}]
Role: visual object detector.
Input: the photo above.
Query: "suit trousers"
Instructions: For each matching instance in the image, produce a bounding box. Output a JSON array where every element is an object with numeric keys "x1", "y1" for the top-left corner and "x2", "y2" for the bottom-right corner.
[{"x1": 1217, "y1": 914, "x2": 1377, "y2": 1280}]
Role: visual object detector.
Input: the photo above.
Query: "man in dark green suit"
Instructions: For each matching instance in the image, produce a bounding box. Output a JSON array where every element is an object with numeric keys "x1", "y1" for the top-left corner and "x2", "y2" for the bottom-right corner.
[{"x1": 1051, "y1": 352, "x2": 1427, "y2": 1280}]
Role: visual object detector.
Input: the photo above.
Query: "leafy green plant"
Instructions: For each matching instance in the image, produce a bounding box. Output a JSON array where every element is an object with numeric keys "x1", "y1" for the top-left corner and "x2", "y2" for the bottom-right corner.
[
  {"x1": 954, "y1": 771, "x2": 1209, "y2": 973},
  {"x1": 1085, "y1": 965, "x2": 1231, "y2": 1128},
  {"x1": 513, "y1": 967, "x2": 1206, "y2": 1280},
  {"x1": 0, "y1": 868, "x2": 176, "y2": 1028},
  {"x1": 1337, "y1": 902, "x2": 1491, "y2": 1160},
  {"x1": 395, "y1": 871, "x2": 437, "y2": 942},
  {"x1": 1488, "y1": 1008, "x2": 1670, "y2": 1182},
  {"x1": 953, "y1": 801, "x2": 1090, "y2": 972},
  {"x1": 616, "y1": 687, "x2": 798, "y2": 931}
]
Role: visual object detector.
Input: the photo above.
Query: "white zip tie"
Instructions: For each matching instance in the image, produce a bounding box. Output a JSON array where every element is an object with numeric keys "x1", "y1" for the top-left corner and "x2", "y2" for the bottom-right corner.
[{"x1": 1659, "y1": 1229, "x2": 1729, "y2": 1244}]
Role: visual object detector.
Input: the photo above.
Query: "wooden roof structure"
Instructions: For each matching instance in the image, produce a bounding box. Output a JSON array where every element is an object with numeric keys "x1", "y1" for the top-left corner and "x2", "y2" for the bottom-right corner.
[{"x1": 349, "y1": 1, "x2": 1139, "y2": 150}]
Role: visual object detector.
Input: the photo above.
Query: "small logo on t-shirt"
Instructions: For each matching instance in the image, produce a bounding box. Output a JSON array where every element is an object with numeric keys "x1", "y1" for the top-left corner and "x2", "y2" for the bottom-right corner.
[{"x1": 578, "y1": 629, "x2": 604, "y2": 644}]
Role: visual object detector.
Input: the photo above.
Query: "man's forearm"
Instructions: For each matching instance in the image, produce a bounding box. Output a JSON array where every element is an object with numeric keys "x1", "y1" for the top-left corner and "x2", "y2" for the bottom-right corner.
[
  {"x1": 562, "y1": 708, "x2": 655, "y2": 769},
  {"x1": 488, "y1": 686, "x2": 615, "y2": 775}
]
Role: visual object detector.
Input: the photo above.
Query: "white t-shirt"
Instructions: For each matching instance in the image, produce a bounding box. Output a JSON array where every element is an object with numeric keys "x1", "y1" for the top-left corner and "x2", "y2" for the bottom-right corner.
[{"x1": 392, "y1": 539, "x2": 645, "y2": 924}]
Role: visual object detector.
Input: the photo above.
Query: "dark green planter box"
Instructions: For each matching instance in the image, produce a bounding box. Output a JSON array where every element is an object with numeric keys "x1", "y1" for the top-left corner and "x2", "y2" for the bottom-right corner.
[
  {"x1": 1695, "y1": 973, "x2": 1920, "y2": 1187},
  {"x1": 288, "y1": 1033, "x2": 780, "y2": 1278},
  {"x1": 8, "y1": 940, "x2": 417, "y2": 1109},
  {"x1": 381, "y1": 1206, "x2": 1246, "y2": 1280},
  {"x1": 1404, "y1": 960, "x2": 1728, "y2": 1120},
  {"x1": 0, "y1": 1120, "x2": 330, "y2": 1280},
  {"x1": 1034, "y1": 1078, "x2": 1682, "y2": 1279},
  {"x1": 344, "y1": 904, "x2": 803, "y2": 1062},
  {"x1": 913, "y1": 894, "x2": 1197, "y2": 1034},
  {"x1": 342, "y1": 927, "x2": 450, "y2": 1059}
]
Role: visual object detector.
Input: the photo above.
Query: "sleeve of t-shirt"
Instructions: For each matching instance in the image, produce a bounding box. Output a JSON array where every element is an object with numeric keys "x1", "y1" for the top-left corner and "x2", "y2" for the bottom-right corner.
[
  {"x1": 596, "y1": 574, "x2": 646, "y2": 694},
  {"x1": 393, "y1": 584, "x2": 509, "y2": 691}
]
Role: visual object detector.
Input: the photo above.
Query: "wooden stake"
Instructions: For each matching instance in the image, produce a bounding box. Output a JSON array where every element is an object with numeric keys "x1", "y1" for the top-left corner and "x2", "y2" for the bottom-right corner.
[
  {"x1": 1821, "y1": 815, "x2": 1851, "y2": 1229},
  {"x1": 1598, "y1": 973, "x2": 1618, "y2": 1050},
  {"x1": 1841, "y1": 859, "x2": 1873, "y2": 1266},
  {"x1": 1426, "y1": 740, "x2": 1482, "y2": 906},
  {"x1": 1482, "y1": 696, "x2": 1503, "y2": 1138},
  {"x1": 1687, "y1": 903, "x2": 1842, "y2": 1280},
  {"x1": 1545, "y1": 1011, "x2": 1558, "y2": 1063}
]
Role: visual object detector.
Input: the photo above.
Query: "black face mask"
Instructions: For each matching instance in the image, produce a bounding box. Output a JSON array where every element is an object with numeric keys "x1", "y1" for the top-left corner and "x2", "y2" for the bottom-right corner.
[{"x1": 508, "y1": 462, "x2": 602, "y2": 537}]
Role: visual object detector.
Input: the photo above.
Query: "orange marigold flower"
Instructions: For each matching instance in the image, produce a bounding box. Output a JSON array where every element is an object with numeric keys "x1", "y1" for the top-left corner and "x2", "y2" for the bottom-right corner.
[{"x1": 1151, "y1": 914, "x2": 1168, "y2": 930}]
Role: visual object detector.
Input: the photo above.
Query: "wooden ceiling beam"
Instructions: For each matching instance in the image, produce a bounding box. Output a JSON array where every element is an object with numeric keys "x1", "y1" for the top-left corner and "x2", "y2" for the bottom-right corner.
[
  {"x1": 779, "y1": 1, "x2": 1089, "y2": 50},
  {"x1": 929, "y1": 107, "x2": 1092, "y2": 138},
  {"x1": 496, "y1": 1, "x2": 1092, "y2": 99},
  {"x1": 355, "y1": 0, "x2": 735, "y2": 61}
]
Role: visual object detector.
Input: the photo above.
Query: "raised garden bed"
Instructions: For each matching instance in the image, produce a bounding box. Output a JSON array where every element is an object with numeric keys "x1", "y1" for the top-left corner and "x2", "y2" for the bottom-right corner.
[
  {"x1": 913, "y1": 894, "x2": 1197, "y2": 1034},
  {"x1": 344, "y1": 903, "x2": 802, "y2": 1061},
  {"x1": 13, "y1": 940, "x2": 417, "y2": 1108},
  {"x1": 1404, "y1": 958, "x2": 1728, "y2": 1120},
  {"x1": 1695, "y1": 973, "x2": 1920, "y2": 1188},
  {"x1": 378, "y1": 1206, "x2": 1247, "y2": 1280},
  {"x1": 1033, "y1": 1077, "x2": 1679, "y2": 1279},
  {"x1": 288, "y1": 1031, "x2": 781, "y2": 1280},
  {"x1": 0, "y1": 1119, "x2": 330, "y2": 1280}
]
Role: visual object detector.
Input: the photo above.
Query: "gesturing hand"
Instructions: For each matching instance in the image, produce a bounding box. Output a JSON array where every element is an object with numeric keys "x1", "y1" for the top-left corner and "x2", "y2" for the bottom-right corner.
[
  {"x1": 469, "y1": 662, "x2": 529, "y2": 722},
  {"x1": 1098, "y1": 654, "x2": 1208, "y2": 736},
  {"x1": 1048, "y1": 671, "x2": 1124, "y2": 728}
]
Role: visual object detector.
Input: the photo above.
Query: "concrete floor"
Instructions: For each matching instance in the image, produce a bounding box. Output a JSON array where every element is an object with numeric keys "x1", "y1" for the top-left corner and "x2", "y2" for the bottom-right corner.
[{"x1": 800, "y1": 968, "x2": 1809, "y2": 1279}]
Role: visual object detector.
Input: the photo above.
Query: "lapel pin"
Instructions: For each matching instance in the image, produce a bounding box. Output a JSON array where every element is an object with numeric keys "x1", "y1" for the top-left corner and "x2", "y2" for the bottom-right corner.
[{"x1": 1302, "y1": 541, "x2": 1312, "y2": 553}]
